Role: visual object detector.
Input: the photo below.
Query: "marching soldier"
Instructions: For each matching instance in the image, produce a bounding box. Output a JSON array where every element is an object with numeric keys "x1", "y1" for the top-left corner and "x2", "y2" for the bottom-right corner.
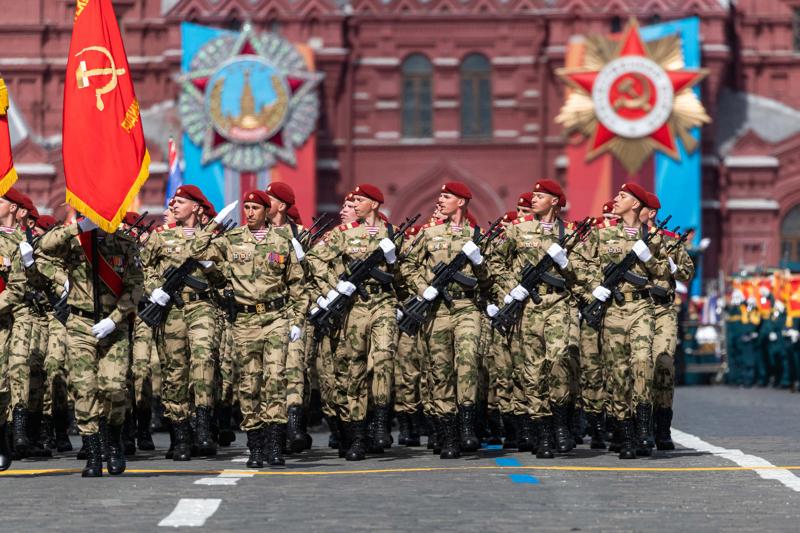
[{"x1": 190, "y1": 191, "x2": 306, "y2": 468}]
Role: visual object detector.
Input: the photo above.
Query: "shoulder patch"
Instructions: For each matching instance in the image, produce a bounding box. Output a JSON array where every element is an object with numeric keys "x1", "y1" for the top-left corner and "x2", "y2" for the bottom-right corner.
[
  {"x1": 421, "y1": 219, "x2": 446, "y2": 231},
  {"x1": 513, "y1": 214, "x2": 535, "y2": 225},
  {"x1": 337, "y1": 221, "x2": 360, "y2": 232}
]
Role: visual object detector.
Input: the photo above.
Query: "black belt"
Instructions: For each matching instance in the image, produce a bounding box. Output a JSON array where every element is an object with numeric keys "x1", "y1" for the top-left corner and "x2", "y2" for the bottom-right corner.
[
  {"x1": 363, "y1": 284, "x2": 391, "y2": 295},
  {"x1": 542, "y1": 286, "x2": 565, "y2": 295},
  {"x1": 651, "y1": 292, "x2": 675, "y2": 306},
  {"x1": 186, "y1": 291, "x2": 213, "y2": 303},
  {"x1": 448, "y1": 288, "x2": 476, "y2": 300},
  {"x1": 70, "y1": 306, "x2": 102, "y2": 320},
  {"x1": 613, "y1": 289, "x2": 650, "y2": 305},
  {"x1": 235, "y1": 296, "x2": 287, "y2": 314}
]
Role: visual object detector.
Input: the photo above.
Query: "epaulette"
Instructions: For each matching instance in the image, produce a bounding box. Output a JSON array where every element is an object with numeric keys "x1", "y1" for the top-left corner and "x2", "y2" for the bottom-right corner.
[
  {"x1": 660, "y1": 229, "x2": 678, "y2": 239},
  {"x1": 421, "y1": 219, "x2": 446, "y2": 231},
  {"x1": 337, "y1": 221, "x2": 360, "y2": 231},
  {"x1": 598, "y1": 218, "x2": 618, "y2": 229},
  {"x1": 512, "y1": 214, "x2": 535, "y2": 225}
]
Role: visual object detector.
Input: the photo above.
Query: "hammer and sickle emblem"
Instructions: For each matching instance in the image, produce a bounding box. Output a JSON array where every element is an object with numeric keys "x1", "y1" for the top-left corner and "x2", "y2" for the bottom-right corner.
[
  {"x1": 74, "y1": 46, "x2": 126, "y2": 112},
  {"x1": 613, "y1": 73, "x2": 652, "y2": 113}
]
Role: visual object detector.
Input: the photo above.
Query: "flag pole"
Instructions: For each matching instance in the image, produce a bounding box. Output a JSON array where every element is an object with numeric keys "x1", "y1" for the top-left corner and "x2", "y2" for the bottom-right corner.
[{"x1": 91, "y1": 229, "x2": 101, "y2": 323}]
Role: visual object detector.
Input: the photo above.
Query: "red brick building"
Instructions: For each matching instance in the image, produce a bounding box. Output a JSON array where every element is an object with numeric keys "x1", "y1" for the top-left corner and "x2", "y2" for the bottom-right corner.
[{"x1": 2, "y1": 0, "x2": 800, "y2": 282}]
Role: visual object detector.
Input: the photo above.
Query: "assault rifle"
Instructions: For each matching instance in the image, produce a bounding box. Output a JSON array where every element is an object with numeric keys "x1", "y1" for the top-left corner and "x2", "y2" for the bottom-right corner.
[
  {"x1": 222, "y1": 288, "x2": 237, "y2": 324},
  {"x1": 491, "y1": 216, "x2": 594, "y2": 337},
  {"x1": 24, "y1": 225, "x2": 71, "y2": 324},
  {"x1": 310, "y1": 213, "x2": 421, "y2": 335},
  {"x1": 139, "y1": 219, "x2": 237, "y2": 327},
  {"x1": 398, "y1": 216, "x2": 504, "y2": 337},
  {"x1": 580, "y1": 215, "x2": 671, "y2": 331},
  {"x1": 297, "y1": 215, "x2": 334, "y2": 251}
]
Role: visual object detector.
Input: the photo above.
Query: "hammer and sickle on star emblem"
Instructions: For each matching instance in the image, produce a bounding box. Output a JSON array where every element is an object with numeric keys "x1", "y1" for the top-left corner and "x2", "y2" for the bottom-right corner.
[
  {"x1": 613, "y1": 73, "x2": 652, "y2": 113},
  {"x1": 74, "y1": 46, "x2": 126, "y2": 112}
]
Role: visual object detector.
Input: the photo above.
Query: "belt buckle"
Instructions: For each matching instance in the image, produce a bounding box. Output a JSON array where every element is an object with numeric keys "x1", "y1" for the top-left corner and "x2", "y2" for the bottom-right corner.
[{"x1": 256, "y1": 303, "x2": 266, "y2": 314}]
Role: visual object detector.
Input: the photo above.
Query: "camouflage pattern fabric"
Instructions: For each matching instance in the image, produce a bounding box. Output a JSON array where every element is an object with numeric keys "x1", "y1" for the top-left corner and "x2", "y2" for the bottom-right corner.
[
  {"x1": 579, "y1": 318, "x2": 605, "y2": 415},
  {"x1": 393, "y1": 329, "x2": 421, "y2": 415}
]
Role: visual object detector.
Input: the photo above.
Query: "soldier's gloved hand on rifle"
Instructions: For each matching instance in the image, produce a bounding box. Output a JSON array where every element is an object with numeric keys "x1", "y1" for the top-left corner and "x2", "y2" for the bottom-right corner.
[
  {"x1": 214, "y1": 201, "x2": 238, "y2": 224},
  {"x1": 486, "y1": 303, "x2": 499, "y2": 317},
  {"x1": 668, "y1": 257, "x2": 677, "y2": 274},
  {"x1": 396, "y1": 308, "x2": 404, "y2": 321},
  {"x1": 18, "y1": 241, "x2": 34, "y2": 268},
  {"x1": 289, "y1": 325, "x2": 302, "y2": 342},
  {"x1": 789, "y1": 329, "x2": 800, "y2": 343},
  {"x1": 632, "y1": 240, "x2": 653, "y2": 262},
  {"x1": 150, "y1": 287, "x2": 171, "y2": 307},
  {"x1": 379, "y1": 238, "x2": 397, "y2": 265},
  {"x1": 91, "y1": 317, "x2": 116, "y2": 339},
  {"x1": 462, "y1": 241, "x2": 483, "y2": 265},
  {"x1": 336, "y1": 280, "x2": 357, "y2": 297},
  {"x1": 422, "y1": 286, "x2": 439, "y2": 301},
  {"x1": 510, "y1": 285, "x2": 529, "y2": 302},
  {"x1": 768, "y1": 331, "x2": 778, "y2": 342},
  {"x1": 316, "y1": 295, "x2": 330, "y2": 310},
  {"x1": 290, "y1": 238, "x2": 305, "y2": 262},
  {"x1": 503, "y1": 294, "x2": 513, "y2": 305},
  {"x1": 547, "y1": 243, "x2": 569, "y2": 269},
  {"x1": 61, "y1": 279, "x2": 69, "y2": 298},
  {"x1": 592, "y1": 286, "x2": 611, "y2": 302},
  {"x1": 198, "y1": 260, "x2": 214, "y2": 269},
  {"x1": 77, "y1": 217, "x2": 98, "y2": 233}
]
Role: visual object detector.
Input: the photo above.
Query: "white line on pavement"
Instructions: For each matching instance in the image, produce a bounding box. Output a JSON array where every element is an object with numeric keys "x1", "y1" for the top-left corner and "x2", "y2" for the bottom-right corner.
[
  {"x1": 231, "y1": 456, "x2": 249, "y2": 463},
  {"x1": 158, "y1": 498, "x2": 222, "y2": 527},
  {"x1": 672, "y1": 428, "x2": 800, "y2": 493},
  {"x1": 195, "y1": 478, "x2": 238, "y2": 486}
]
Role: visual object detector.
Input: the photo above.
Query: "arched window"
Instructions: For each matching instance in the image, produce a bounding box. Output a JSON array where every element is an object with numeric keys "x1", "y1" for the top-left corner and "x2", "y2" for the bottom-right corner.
[
  {"x1": 610, "y1": 15, "x2": 622, "y2": 33},
  {"x1": 460, "y1": 53, "x2": 492, "y2": 139},
  {"x1": 401, "y1": 54, "x2": 433, "y2": 138},
  {"x1": 781, "y1": 205, "x2": 800, "y2": 266}
]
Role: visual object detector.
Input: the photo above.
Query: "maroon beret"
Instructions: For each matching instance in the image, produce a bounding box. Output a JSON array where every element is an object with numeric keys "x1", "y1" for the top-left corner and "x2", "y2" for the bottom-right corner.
[
  {"x1": 517, "y1": 192, "x2": 533, "y2": 209},
  {"x1": 3, "y1": 188, "x2": 26, "y2": 208},
  {"x1": 344, "y1": 192, "x2": 355, "y2": 203},
  {"x1": 36, "y1": 215, "x2": 58, "y2": 231},
  {"x1": 287, "y1": 205, "x2": 302, "y2": 225},
  {"x1": 621, "y1": 182, "x2": 648, "y2": 205},
  {"x1": 644, "y1": 192, "x2": 661, "y2": 210},
  {"x1": 122, "y1": 212, "x2": 140, "y2": 226},
  {"x1": 534, "y1": 179, "x2": 565, "y2": 205},
  {"x1": 353, "y1": 183, "x2": 384, "y2": 204},
  {"x1": 17, "y1": 193, "x2": 35, "y2": 213},
  {"x1": 442, "y1": 181, "x2": 472, "y2": 200},
  {"x1": 174, "y1": 184, "x2": 206, "y2": 204},
  {"x1": 28, "y1": 205, "x2": 40, "y2": 220},
  {"x1": 202, "y1": 199, "x2": 217, "y2": 219},
  {"x1": 503, "y1": 210, "x2": 518, "y2": 222},
  {"x1": 243, "y1": 190, "x2": 271, "y2": 207},
  {"x1": 266, "y1": 182, "x2": 295, "y2": 206},
  {"x1": 603, "y1": 200, "x2": 615, "y2": 214},
  {"x1": 466, "y1": 211, "x2": 478, "y2": 226}
]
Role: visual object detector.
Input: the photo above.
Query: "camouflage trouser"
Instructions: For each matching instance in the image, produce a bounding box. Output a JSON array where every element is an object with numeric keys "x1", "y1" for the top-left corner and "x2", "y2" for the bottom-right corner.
[
  {"x1": 284, "y1": 319, "x2": 307, "y2": 407},
  {"x1": 579, "y1": 318, "x2": 605, "y2": 415},
  {"x1": 44, "y1": 315, "x2": 70, "y2": 416},
  {"x1": 419, "y1": 299, "x2": 480, "y2": 417},
  {"x1": 566, "y1": 310, "x2": 582, "y2": 402},
  {"x1": 601, "y1": 299, "x2": 654, "y2": 421},
  {"x1": 130, "y1": 317, "x2": 154, "y2": 407},
  {"x1": 66, "y1": 314, "x2": 130, "y2": 435},
  {"x1": 8, "y1": 308, "x2": 36, "y2": 410},
  {"x1": 315, "y1": 331, "x2": 343, "y2": 418},
  {"x1": 158, "y1": 300, "x2": 217, "y2": 422},
  {"x1": 28, "y1": 315, "x2": 50, "y2": 415},
  {"x1": 218, "y1": 320, "x2": 236, "y2": 407},
  {"x1": 511, "y1": 297, "x2": 573, "y2": 418},
  {"x1": 652, "y1": 305, "x2": 678, "y2": 409},
  {"x1": 233, "y1": 309, "x2": 289, "y2": 430},
  {"x1": 489, "y1": 329, "x2": 516, "y2": 415},
  {"x1": 0, "y1": 316, "x2": 12, "y2": 424},
  {"x1": 333, "y1": 296, "x2": 397, "y2": 422},
  {"x1": 393, "y1": 331, "x2": 421, "y2": 415},
  {"x1": 476, "y1": 314, "x2": 492, "y2": 408}
]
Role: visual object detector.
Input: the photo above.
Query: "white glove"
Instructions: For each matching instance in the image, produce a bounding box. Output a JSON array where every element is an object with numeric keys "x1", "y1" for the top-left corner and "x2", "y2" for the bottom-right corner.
[
  {"x1": 149, "y1": 287, "x2": 171, "y2": 307},
  {"x1": 422, "y1": 286, "x2": 439, "y2": 301},
  {"x1": 379, "y1": 238, "x2": 396, "y2": 265},
  {"x1": 316, "y1": 295, "x2": 330, "y2": 310},
  {"x1": 462, "y1": 241, "x2": 483, "y2": 265},
  {"x1": 77, "y1": 217, "x2": 98, "y2": 233},
  {"x1": 289, "y1": 325, "x2": 302, "y2": 342},
  {"x1": 396, "y1": 308, "x2": 404, "y2": 321},
  {"x1": 768, "y1": 332, "x2": 778, "y2": 342},
  {"x1": 61, "y1": 279, "x2": 70, "y2": 298},
  {"x1": 632, "y1": 240, "x2": 652, "y2": 262},
  {"x1": 326, "y1": 289, "x2": 339, "y2": 303},
  {"x1": 19, "y1": 242, "x2": 34, "y2": 267},
  {"x1": 214, "y1": 200, "x2": 238, "y2": 224},
  {"x1": 503, "y1": 294, "x2": 513, "y2": 305},
  {"x1": 546, "y1": 243, "x2": 568, "y2": 269},
  {"x1": 592, "y1": 286, "x2": 611, "y2": 302},
  {"x1": 486, "y1": 304, "x2": 499, "y2": 317},
  {"x1": 510, "y1": 285, "x2": 529, "y2": 302},
  {"x1": 337, "y1": 280, "x2": 357, "y2": 297},
  {"x1": 198, "y1": 260, "x2": 214, "y2": 269},
  {"x1": 668, "y1": 257, "x2": 677, "y2": 274},
  {"x1": 291, "y1": 238, "x2": 305, "y2": 262},
  {"x1": 790, "y1": 329, "x2": 800, "y2": 343},
  {"x1": 91, "y1": 318, "x2": 116, "y2": 339}
]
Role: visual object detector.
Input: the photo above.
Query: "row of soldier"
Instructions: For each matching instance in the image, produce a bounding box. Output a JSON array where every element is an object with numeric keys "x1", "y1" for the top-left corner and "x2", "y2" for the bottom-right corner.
[{"x1": 0, "y1": 176, "x2": 693, "y2": 477}]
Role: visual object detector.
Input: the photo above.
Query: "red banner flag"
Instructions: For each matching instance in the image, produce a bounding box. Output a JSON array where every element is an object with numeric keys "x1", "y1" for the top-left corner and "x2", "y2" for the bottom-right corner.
[
  {"x1": 0, "y1": 77, "x2": 18, "y2": 196},
  {"x1": 63, "y1": 0, "x2": 149, "y2": 233}
]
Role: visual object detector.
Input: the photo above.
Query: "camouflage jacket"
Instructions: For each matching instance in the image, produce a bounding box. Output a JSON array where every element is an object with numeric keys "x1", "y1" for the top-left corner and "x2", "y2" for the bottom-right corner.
[
  {"x1": 38, "y1": 224, "x2": 143, "y2": 324},
  {"x1": 189, "y1": 222, "x2": 307, "y2": 326},
  {"x1": 0, "y1": 226, "x2": 60, "y2": 315},
  {"x1": 648, "y1": 229, "x2": 695, "y2": 301}
]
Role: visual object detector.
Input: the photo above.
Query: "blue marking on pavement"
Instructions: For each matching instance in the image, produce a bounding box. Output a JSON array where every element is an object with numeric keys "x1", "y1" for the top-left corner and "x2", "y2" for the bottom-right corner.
[
  {"x1": 495, "y1": 458, "x2": 521, "y2": 467},
  {"x1": 482, "y1": 444, "x2": 503, "y2": 451},
  {"x1": 508, "y1": 474, "x2": 540, "y2": 485}
]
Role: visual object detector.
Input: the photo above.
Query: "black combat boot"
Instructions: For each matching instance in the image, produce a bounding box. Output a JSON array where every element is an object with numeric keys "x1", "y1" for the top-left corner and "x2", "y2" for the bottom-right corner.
[
  {"x1": 136, "y1": 403, "x2": 155, "y2": 451},
  {"x1": 372, "y1": 405, "x2": 392, "y2": 450},
  {"x1": 635, "y1": 403, "x2": 654, "y2": 457},
  {"x1": 427, "y1": 416, "x2": 440, "y2": 452},
  {"x1": 53, "y1": 409, "x2": 73, "y2": 452},
  {"x1": 431, "y1": 417, "x2": 443, "y2": 455},
  {"x1": 365, "y1": 412, "x2": 384, "y2": 454},
  {"x1": 246, "y1": 428, "x2": 264, "y2": 468},
  {"x1": 325, "y1": 415, "x2": 339, "y2": 449},
  {"x1": 585, "y1": 411, "x2": 606, "y2": 450},
  {"x1": 172, "y1": 419, "x2": 192, "y2": 461},
  {"x1": 106, "y1": 424, "x2": 127, "y2": 475},
  {"x1": 286, "y1": 405, "x2": 307, "y2": 454},
  {"x1": 535, "y1": 417, "x2": 555, "y2": 459},
  {"x1": 81, "y1": 433, "x2": 103, "y2": 477},
  {"x1": 619, "y1": 418, "x2": 637, "y2": 459},
  {"x1": 165, "y1": 422, "x2": 175, "y2": 459},
  {"x1": 487, "y1": 409, "x2": 504, "y2": 446},
  {"x1": 40, "y1": 414, "x2": 56, "y2": 450},
  {"x1": 397, "y1": 412, "x2": 412, "y2": 446},
  {"x1": 194, "y1": 406, "x2": 217, "y2": 456},
  {"x1": 551, "y1": 403, "x2": 574, "y2": 454},
  {"x1": 345, "y1": 420, "x2": 367, "y2": 461},
  {"x1": 98, "y1": 417, "x2": 109, "y2": 461},
  {"x1": 216, "y1": 404, "x2": 236, "y2": 447},
  {"x1": 502, "y1": 413, "x2": 518, "y2": 449},
  {"x1": 608, "y1": 418, "x2": 622, "y2": 453},
  {"x1": 122, "y1": 410, "x2": 136, "y2": 456},
  {"x1": 150, "y1": 397, "x2": 166, "y2": 433},
  {"x1": 0, "y1": 424, "x2": 12, "y2": 471},
  {"x1": 458, "y1": 404, "x2": 480, "y2": 452},
  {"x1": 570, "y1": 404, "x2": 585, "y2": 446},
  {"x1": 26, "y1": 412, "x2": 52, "y2": 458},
  {"x1": 267, "y1": 424, "x2": 286, "y2": 466},
  {"x1": 12, "y1": 405, "x2": 29, "y2": 457},
  {"x1": 517, "y1": 415, "x2": 535, "y2": 453},
  {"x1": 439, "y1": 413, "x2": 461, "y2": 460},
  {"x1": 654, "y1": 407, "x2": 675, "y2": 451}
]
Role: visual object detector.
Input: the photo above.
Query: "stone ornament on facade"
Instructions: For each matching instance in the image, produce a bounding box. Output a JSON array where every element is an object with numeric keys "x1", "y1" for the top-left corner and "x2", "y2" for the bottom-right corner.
[
  {"x1": 178, "y1": 22, "x2": 323, "y2": 171},
  {"x1": 555, "y1": 18, "x2": 710, "y2": 173}
]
